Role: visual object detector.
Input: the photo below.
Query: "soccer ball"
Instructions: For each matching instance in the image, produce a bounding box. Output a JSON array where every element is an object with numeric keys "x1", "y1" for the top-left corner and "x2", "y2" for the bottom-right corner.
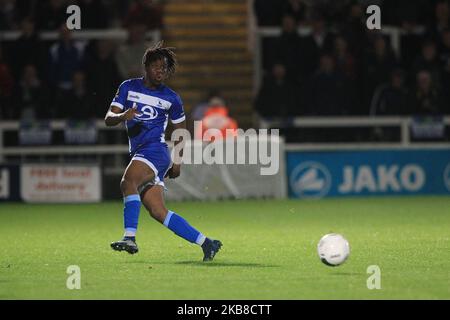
[{"x1": 317, "y1": 233, "x2": 350, "y2": 267}]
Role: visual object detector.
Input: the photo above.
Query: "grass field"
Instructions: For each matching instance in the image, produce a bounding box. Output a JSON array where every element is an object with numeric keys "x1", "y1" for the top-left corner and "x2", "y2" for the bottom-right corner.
[{"x1": 1, "y1": 197, "x2": 449, "y2": 300}]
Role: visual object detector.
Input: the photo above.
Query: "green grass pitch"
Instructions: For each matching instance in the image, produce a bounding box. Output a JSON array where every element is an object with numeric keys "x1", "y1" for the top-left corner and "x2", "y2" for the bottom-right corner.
[{"x1": 1, "y1": 197, "x2": 449, "y2": 299}]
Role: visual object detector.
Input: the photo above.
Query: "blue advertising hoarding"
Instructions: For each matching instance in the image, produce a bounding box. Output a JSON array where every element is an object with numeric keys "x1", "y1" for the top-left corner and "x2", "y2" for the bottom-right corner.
[{"x1": 287, "y1": 149, "x2": 450, "y2": 198}]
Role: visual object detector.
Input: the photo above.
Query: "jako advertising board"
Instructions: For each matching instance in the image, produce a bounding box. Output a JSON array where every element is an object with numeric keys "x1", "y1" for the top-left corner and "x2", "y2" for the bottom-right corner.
[{"x1": 287, "y1": 149, "x2": 450, "y2": 198}]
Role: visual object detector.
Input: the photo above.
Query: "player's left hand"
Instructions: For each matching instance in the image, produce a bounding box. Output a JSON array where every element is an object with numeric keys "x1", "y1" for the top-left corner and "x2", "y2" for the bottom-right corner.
[{"x1": 166, "y1": 164, "x2": 181, "y2": 179}]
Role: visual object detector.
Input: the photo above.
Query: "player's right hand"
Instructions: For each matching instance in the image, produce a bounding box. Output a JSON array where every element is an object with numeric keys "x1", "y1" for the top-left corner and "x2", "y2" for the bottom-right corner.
[
  {"x1": 165, "y1": 164, "x2": 181, "y2": 179},
  {"x1": 120, "y1": 105, "x2": 142, "y2": 121}
]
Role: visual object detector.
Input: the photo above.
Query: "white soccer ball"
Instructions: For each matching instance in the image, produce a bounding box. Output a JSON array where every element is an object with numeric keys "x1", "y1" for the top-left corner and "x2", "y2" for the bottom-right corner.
[{"x1": 317, "y1": 233, "x2": 350, "y2": 266}]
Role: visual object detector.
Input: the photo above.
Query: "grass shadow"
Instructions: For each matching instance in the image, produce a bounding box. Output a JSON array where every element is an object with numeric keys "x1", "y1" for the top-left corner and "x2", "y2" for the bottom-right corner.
[
  {"x1": 330, "y1": 272, "x2": 365, "y2": 276},
  {"x1": 174, "y1": 261, "x2": 279, "y2": 268},
  {"x1": 125, "y1": 260, "x2": 279, "y2": 268}
]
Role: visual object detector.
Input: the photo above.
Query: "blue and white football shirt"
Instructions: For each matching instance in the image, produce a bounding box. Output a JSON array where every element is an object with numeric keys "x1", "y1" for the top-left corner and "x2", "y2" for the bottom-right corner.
[{"x1": 111, "y1": 77, "x2": 186, "y2": 154}]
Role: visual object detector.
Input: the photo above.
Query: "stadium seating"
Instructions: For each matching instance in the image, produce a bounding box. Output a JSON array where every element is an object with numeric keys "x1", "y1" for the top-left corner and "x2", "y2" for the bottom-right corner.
[{"x1": 163, "y1": 0, "x2": 254, "y2": 128}]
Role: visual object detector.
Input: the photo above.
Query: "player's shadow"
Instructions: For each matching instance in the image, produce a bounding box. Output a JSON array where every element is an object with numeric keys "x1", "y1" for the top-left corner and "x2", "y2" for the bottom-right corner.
[
  {"x1": 174, "y1": 261, "x2": 279, "y2": 268},
  {"x1": 330, "y1": 272, "x2": 365, "y2": 276},
  {"x1": 124, "y1": 260, "x2": 279, "y2": 268}
]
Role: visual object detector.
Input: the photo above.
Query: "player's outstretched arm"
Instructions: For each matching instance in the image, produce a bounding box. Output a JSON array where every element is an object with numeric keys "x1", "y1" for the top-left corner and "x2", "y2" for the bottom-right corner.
[{"x1": 104, "y1": 105, "x2": 141, "y2": 126}]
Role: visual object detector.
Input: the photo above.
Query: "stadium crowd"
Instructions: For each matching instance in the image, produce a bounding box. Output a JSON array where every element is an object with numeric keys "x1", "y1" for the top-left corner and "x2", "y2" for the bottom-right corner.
[
  {"x1": 254, "y1": 0, "x2": 450, "y2": 118},
  {"x1": 0, "y1": 0, "x2": 163, "y2": 120},
  {"x1": 1, "y1": 0, "x2": 449, "y2": 124}
]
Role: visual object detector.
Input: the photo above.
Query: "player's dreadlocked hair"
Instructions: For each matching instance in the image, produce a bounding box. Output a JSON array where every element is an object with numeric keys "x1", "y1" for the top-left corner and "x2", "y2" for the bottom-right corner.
[{"x1": 142, "y1": 41, "x2": 177, "y2": 78}]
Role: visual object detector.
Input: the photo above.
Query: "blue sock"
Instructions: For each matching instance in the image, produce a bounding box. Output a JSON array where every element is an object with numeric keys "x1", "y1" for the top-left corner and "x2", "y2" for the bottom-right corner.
[
  {"x1": 163, "y1": 211, "x2": 206, "y2": 245},
  {"x1": 123, "y1": 194, "x2": 141, "y2": 238}
]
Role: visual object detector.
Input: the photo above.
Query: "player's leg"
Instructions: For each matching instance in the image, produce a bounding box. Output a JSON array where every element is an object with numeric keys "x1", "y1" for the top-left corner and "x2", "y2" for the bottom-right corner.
[
  {"x1": 139, "y1": 184, "x2": 168, "y2": 223},
  {"x1": 111, "y1": 160, "x2": 155, "y2": 254},
  {"x1": 140, "y1": 184, "x2": 222, "y2": 261},
  {"x1": 120, "y1": 159, "x2": 155, "y2": 235}
]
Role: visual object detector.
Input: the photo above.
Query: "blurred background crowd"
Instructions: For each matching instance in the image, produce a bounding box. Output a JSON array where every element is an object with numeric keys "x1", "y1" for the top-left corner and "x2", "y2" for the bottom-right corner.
[
  {"x1": 0, "y1": 0, "x2": 449, "y2": 124},
  {"x1": 0, "y1": 0, "x2": 163, "y2": 120},
  {"x1": 254, "y1": 0, "x2": 450, "y2": 118}
]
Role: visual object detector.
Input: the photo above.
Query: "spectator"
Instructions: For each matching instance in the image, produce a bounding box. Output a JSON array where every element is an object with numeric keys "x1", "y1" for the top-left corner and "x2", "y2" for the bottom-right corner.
[
  {"x1": 270, "y1": 15, "x2": 302, "y2": 83},
  {"x1": 411, "y1": 40, "x2": 442, "y2": 87},
  {"x1": 191, "y1": 89, "x2": 223, "y2": 121},
  {"x1": 338, "y1": 2, "x2": 367, "y2": 57},
  {"x1": 114, "y1": 0, "x2": 134, "y2": 22},
  {"x1": 123, "y1": 0, "x2": 163, "y2": 30},
  {"x1": 428, "y1": 0, "x2": 450, "y2": 41},
  {"x1": 198, "y1": 97, "x2": 238, "y2": 141},
  {"x1": 78, "y1": 0, "x2": 110, "y2": 29},
  {"x1": 439, "y1": 29, "x2": 450, "y2": 99},
  {"x1": 0, "y1": 45, "x2": 15, "y2": 119},
  {"x1": 116, "y1": 23, "x2": 151, "y2": 79},
  {"x1": 13, "y1": 0, "x2": 36, "y2": 22},
  {"x1": 56, "y1": 71, "x2": 94, "y2": 119},
  {"x1": 85, "y1": 40, "x2": 121, "y2": 117},
  {"x1": 308, "y1": 12, "x2": 335, "y2": 53},
  {"x1": 255, "y1": 63, "x2": 299, "y2": 117},
  {"x1": 306, "y1": 54, "x2": 353, "y2": 115},
  {"x1": 370, "y1": 69, "x2": 409, "y2": 115},
  {"x1": 9, "y1": 18, "x2": 45, "y2": 80},
  {"x1": 253, "y1": 0, "x2": 286, "y2": 26},
  {"x1": 361, "y1": 35, "x2": 398, "y2": 110},
  {"x1": 400, "y1": 28, "x2": 425, "y2": 71},
  {"x1": 15, "y1": 64, "x2": 49, "y2": 120},
  {"x1": 333, "y1": 35, "x2": 356, "y2": 80},
  {"x1": 409, "y1": 70, "x2": 446, "y2": 115},
  {"x1": 36, "y1": 0, "x2": 68, "y2": 30},
  {"x1": 439, "y1": 28, "x2": 450, "y2": 56},
  {"x1": 0, "y1": 0, "x2": 20, "y2": 30},
  {"x1": 283, "y1": 0, "x2": 307, "y2": 25},
  {"x1": 311, "y1": 0, "x2": 351, "y2": 25},
  {"x1": 299, "y1": 12, "x2": 335, "y2": 80},
  {"x1": 382, "y1": 0, "x2": 430, "y2": 27},
  {"x1": 48, "y1": 25, "x2": 85, "y2": 91}
]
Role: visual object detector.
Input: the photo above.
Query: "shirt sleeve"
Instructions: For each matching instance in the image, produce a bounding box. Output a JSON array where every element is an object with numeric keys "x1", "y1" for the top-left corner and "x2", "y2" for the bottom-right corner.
[
  {"x1": 169, "y1": 94, "x2": 186, "y2": 124},
  {"x1": 110, "y1": 81, "x2": 128, "y2": 110}
]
